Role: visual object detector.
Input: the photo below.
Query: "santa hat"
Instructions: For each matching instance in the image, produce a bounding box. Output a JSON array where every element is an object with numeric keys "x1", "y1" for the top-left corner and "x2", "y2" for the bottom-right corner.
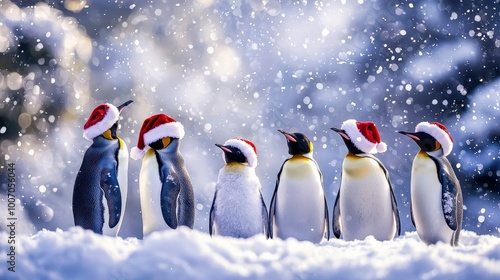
[
  {"x1": 222, "y1": 138, "x2": 258, "y2": 168},
  {"x1": 341, "y1": 119, "x2": 387, "y2": 154},
  {"x1": 415, "y1": 121, "x2": 454, "y2": 156},
  {"x1": 83, "y1": 103, "x2": 120, "y2": 140},
  {"x1": 130, "y1": 114, "x2": 185, "y2": 160}
]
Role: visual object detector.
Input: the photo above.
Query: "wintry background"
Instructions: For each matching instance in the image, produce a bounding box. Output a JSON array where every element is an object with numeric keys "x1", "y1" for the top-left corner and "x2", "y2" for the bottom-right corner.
[{"x1": 0, "y1": 0, "x2": 499, "y2": 240}]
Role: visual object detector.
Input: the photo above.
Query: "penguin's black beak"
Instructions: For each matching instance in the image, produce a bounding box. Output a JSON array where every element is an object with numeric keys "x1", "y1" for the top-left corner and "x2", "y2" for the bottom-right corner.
[
  {"x1": 215, "y1": 143, "x2": 232, "y2": 153},
  {"x1": 331, "y1": 127, "x2": 350, "y2": 140},
  {"x1": 399, "y1": 131, "x2": 421, "y2": 142},
  {"x1": 278, "y1": 129, "x2": 297, "y2": 142},
  {"x1": 117, "y1": 100, "x2": 133, "y2": 112}
]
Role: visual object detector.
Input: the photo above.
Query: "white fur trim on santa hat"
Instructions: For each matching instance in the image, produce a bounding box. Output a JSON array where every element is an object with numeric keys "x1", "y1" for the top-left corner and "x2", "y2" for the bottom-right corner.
[
  {"x1": 341, "y1": 119, "x2": 387, "y2": 154},
  {"x1": 130, "y1": 146, "x2": 146, "y2": 160},
  {"x1": 143, "y1": 121, "x2": 185, "y2": 146},
  {"x1": 83, "y1": 103, "x2": 120, "y2": 141},
  {"x1": 223, "y1": 138, "x2": 258, "y2": 168},
  {"x1": 415, "y1": 122, "x2": 453, "y2": 156}
]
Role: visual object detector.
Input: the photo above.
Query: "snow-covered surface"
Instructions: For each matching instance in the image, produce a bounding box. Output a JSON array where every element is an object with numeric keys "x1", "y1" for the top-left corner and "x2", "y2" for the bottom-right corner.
[
  {"x1": 0, "y1": 1, "x2": 499, "y2": 278},
  {"x1": 1, "y1": 227, "x2": 500, "y2": 279}
]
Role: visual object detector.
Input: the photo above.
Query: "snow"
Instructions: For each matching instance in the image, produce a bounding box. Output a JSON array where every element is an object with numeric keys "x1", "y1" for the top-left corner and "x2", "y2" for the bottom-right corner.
[
  {"x1": 1, "y1": 227, "x2": 500, "y2": 279},
  {"x1": 0, "y1": 0, "x2": 499, "y2": 278}
]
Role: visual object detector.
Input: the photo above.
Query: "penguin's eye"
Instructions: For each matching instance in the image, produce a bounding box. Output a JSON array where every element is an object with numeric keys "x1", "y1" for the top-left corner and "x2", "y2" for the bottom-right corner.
[
  {"x1": 162, "y1": 137, "x2": 172, "y2": 149},
  {"x1": 102, "y1": 129, "x2": 113, "y2": 140}
]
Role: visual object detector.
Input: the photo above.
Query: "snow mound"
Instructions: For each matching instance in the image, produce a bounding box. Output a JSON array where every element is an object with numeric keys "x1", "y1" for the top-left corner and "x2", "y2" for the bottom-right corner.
[{"x1": 1, "y1": 228, "x2": 500, "y2": 279}]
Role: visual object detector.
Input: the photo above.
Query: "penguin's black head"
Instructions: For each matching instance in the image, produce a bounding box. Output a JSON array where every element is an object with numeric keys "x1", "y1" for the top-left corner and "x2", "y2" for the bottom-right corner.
[
  {"x1": 215, "y1": 144, "x2": 247, "y2": 164},
  {"x1": 399, "y1": 131, "x2": 441, "y2": 153},
  {"x1": 331, "y1": 127, "x2": 364, "y2": 155},
  {"x1": 278, "y1": 129, "x2": 312, "y2": 155},
  {"x1": 149, "y1": 137, "x2": 176, "y2": 151}
]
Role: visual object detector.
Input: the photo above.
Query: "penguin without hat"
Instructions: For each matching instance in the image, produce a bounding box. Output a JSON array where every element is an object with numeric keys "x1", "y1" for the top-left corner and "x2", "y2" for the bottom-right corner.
[
  {"x1": 269, "y1": 129, "x2": 330, "y2": 243},
  {"x1": 73, "y1": 100, "x2": 132, "y2": 235},
  {"x1": 131, "y1": 113, "x2": 195, "y2": 236},
  {"x1": 399, "y1": 121, "x2": 463, "y2": 246},
  {"x1": 331, "y1": 119, "x2": 400, "y2": 241},
  {"x1": 209, "y1": 138, "x2": 269, "y2": 238}
]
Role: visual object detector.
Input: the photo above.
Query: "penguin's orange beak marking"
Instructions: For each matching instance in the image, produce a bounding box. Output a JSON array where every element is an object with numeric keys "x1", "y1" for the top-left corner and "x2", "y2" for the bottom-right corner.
[
  {"x1": 284, "y1": 134, "x2": 296, "y2": 142},
  {"x1": 278, "y1": 129, "x2": 297, "y2": 142},
  {"x1": 338, "y1": 132, "x2": 350, "y2": 140},
  {"x1": 399, "y1": 131, "x2": 420, "y2": 141},
  {"x1": 331, "y1": 127, "x2": 350, "y2": 140},
  {"x1": 406, "y1": 134, "x2": 420, "y2": 141},
  {"x1": 216, "y1": 144, "x2": 232, "y2": 153}
]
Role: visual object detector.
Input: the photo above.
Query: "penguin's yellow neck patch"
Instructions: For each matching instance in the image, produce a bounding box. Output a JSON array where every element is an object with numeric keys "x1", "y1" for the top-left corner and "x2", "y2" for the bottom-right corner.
[
  {"x1": 102, "y1": 129, "x2": 113, "y2": 140},
  {"x1": 346, "y1": 153, "x2": 359, "y2": 159},
  {"x1": 417, "y1": 150, "x2": 429, "y2": 158},
  {"x1": 145, "y1": 148, "x2": 156, "y2": 157},
  {"x1": 290, "y1": 154, "x2": 309, "y2": 161},
  {"x1": 162, "y1": 137, "x2": 171, "y2": 149},
  {"x1": 434, "y1": 141, "x2": 441, "y2": 151},
  {"x1": 226, "y1": 162, "x2": 247, "y2": 170},
  {"x1": 118, "y1": 137, "x2": 125, "y2": 148}
]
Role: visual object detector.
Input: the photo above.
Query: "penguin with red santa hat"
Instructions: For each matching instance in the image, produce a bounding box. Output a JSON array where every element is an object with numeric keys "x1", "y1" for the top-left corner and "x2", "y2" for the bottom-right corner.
[
  {"x1": 400, "y1": 121, "x2": 463, "y2": 246},
  {"x1": 209, "y1": 138, "x2": 269, "y2": 238},
  {"x1": 130, "y1": 114, "x2": 195, "y2": 236},
  {"x1": 73, "y1": 100, "x2": 133, "y2": 236},
  {"x1": 331, "y1": 119, "x2": 401, "y2": 241}
]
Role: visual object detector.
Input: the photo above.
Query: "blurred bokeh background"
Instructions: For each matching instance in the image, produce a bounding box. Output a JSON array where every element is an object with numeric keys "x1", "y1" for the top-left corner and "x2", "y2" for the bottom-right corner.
[{"x1": 0, "y1": 0, "x2": 498, "y2": 238}]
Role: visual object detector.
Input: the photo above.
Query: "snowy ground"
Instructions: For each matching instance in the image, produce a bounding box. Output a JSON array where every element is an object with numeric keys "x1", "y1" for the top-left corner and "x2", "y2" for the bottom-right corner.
[{"x1": 1, "y1": 228, "x2": 500, "y2": 280}]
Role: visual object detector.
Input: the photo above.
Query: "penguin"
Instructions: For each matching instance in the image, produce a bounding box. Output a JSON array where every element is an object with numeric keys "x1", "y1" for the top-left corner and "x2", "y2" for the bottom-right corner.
[
  {"x1": 331, "y1": 119, "x2": 400, "y2": 241},
  {"x1": 130, "y1": 114, "x2": 195, "y2": 237},
  {"x1": 73, "y1": 100, "x2": 133, "y2": 236},
  {"x1": 399, "y1": 121, "x2": 463, "y2": 246},
  {"x1": 269, "y1": 129, "x2": 329, "y2": 243},
  {"x1": 209, "y1": 138, "x2": 269, "y2": 238}
]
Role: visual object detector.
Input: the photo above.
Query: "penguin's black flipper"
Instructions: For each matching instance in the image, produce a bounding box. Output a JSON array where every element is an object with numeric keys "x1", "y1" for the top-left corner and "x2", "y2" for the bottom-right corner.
[
  {"x1": 209, "y1": 190, "x2": 217, "y2": 236},
  {"x1": 389, "y1": 184, "x2": 401, "y2": 237},
  {"x1": 324, "y1": 195, "x2": 330, "y2": 240},
  {"x1": 159, "y1": 165, "x2": 181, "y2": 229},
  {"x1": 100, "y1": 165, "x2": 122, "y2": 229},
  {"x1": 434, "y1": 156, "x2": 462, "y2": 231},
  {"x1": 268, "y1": 160, "x2": 288, "y2": 239},
  {"x1": 73, "y1": 167, "x2": 104, "y2": 234},
  {"x1": 332, "y1": 185, "x2": 342, "y2": 239},
  {"x1": 260, "y1": 191, "x2": 269, "y2": 238},
  {"x1": 410, "y1": 200, "x2": 416, "y2": 227}
]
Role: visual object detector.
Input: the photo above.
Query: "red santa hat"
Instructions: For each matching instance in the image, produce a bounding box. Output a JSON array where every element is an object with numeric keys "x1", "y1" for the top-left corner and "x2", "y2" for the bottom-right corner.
[
  {"x1": 341, "y1": 119, "x2": 387, "y2": 154},
  {"x1": 83, "y1": 103, "x2": 120, "y2": 140},
  {"x1": 415, "y1": 121, "x2": 454, "y2": 156},
  {"x1": 130, "y1": 114, "x2": 185, "y2": 160},
  {"x1": 222, "y1": 138, "x2": 258, "y2": 168}
]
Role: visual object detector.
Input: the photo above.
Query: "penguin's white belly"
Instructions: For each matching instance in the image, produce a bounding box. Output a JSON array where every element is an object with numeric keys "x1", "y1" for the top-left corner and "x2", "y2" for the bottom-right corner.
[
  {"x1": 411, "y1": 154, "x2": 453, "y2": 245},
  {"x1": 140, "y1": 152, "x2": 172, "y2": 236},
  {"x1": 213, "y1": 167, "x2": 263, "y2": 238},
  {"x1": 339, "y1": 156, "x2": 396, "y2": 241},
  {"x1": 103, "y1": 139, "x2": 128, "y2": 236},
  {"x1": 274, "y1": 158, "x2": 325, "y2": 242}
]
